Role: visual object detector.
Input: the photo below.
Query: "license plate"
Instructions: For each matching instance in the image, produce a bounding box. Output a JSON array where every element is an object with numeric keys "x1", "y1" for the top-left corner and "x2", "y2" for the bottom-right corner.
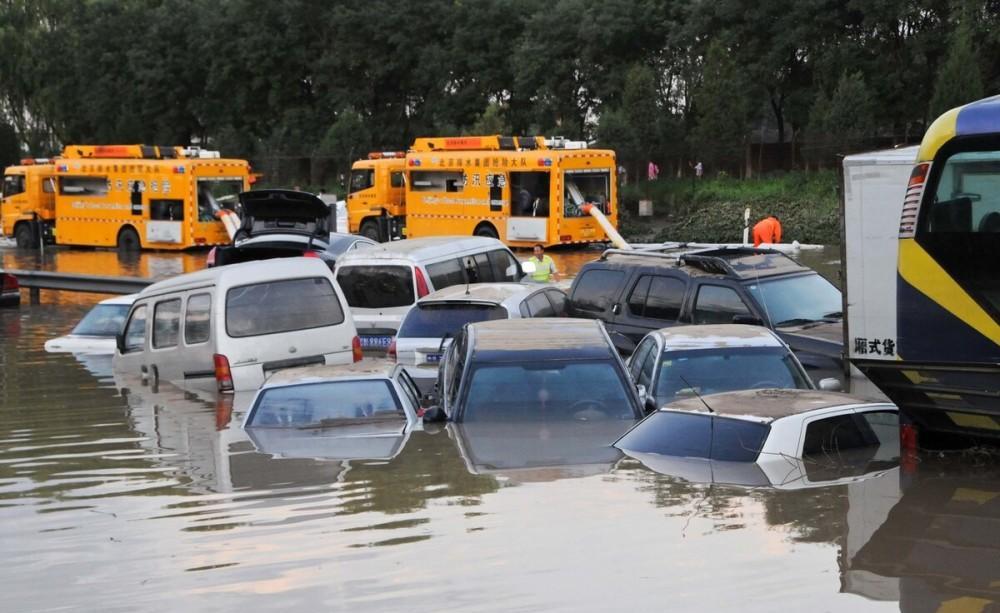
[
  {"x1": 360, "y1": 335, "x2": 393, "y2": 349},
  {"x1": 423, "y1": 353, "x2": 442, "y2": 364}
]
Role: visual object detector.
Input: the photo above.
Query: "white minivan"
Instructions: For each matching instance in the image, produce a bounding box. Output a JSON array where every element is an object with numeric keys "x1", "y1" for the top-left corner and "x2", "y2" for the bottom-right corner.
[
  {"x1": 334, "y1": 236, "x2": 527, "y2": 351},
  {"x1": 113, "y1": 257, "x2": 361, "y2": 392}
]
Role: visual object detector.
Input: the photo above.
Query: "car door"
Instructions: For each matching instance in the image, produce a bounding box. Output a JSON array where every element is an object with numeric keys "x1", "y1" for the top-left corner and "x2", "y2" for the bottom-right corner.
[
  {"x1": 611, "y1": 273, "x2": 687, "y2": 351},
  {"x1": 567, "y1": 267, "x2": 627, "y2": 347},
  {"x1": 115, "y1": 302, "x2": 149, "y2": 378}
]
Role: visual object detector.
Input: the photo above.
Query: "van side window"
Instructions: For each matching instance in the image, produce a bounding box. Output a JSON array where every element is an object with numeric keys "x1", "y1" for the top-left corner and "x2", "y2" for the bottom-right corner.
[
  {"x1": 571, "y1": 270, "x2": 624, "y2": 313},
  {"x1": 487, "y1": 249, "x2": 519, "y2": 282},
  {"x1": 350, "y1": 169, "x2": 374, "y2": 193},
  {"x1": 184, "y1": 294, "x2": 211, "y2": 345},
  {"x1": 153, "y1": 299, "x2": 182, "y2": 349},
  {"x1": 427, "y1": 259, "x2": 467, "y2": 289},
  {"x1": 693, "y1": 285, "x2": 751, "y2": 324},
  {"x1": 123, "y1": 305, "x2": 147, "y2": 353}
]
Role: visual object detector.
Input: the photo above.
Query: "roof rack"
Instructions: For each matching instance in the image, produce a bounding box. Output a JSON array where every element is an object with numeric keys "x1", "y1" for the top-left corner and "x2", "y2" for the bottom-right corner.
[{"x1": 599, "y1": 243, "x2": 691, "y2": 260}]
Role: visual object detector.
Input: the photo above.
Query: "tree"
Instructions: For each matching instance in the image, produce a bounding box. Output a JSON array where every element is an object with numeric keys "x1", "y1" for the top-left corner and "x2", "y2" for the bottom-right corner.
[
  {"x1": 317, "y1": 109, "x2": 372, "y2": 187},
  {"x1": 806, "y1": 70, "x2": 876, "y2": 164},
  {"x1": 929, "y1": 21, "x2": 985, "y2": 118},
  {"x1": 688, "y1": 41, "x2": 757, "y2": 173}
]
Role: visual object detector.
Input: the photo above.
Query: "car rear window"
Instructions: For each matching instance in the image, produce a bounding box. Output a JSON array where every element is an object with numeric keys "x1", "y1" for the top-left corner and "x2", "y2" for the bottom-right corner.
[
  {"x1": 247, "y1": 380, "x2": 404, "y2": 427},
  {"x1": 397, "y1": 303, "x2": 507, "y2": 338},
  {"x1": 615, "y1": 411, "x2": 769, "y2": 462},
  {"x1": 461, "y1": 360, "x2": 636, "y2": 422},
  {"x1": 337, "y1": 265, "x2": 415, "y2": 308},
  {"x1": 226, "y1": 277, "x2": 345, "y2": 338}
]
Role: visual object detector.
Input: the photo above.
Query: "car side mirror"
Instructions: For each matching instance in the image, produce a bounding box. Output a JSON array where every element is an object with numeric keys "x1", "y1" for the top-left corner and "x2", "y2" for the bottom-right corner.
[
  {"x1": 636, "y1": 383, "x2": 649, "y2": 406},
  {"x1": 116, "y1": 332, "x2": 126, "y2": 354},
  {"x1": 520, "y1": 260, "x2": 537, "y2": 275},
  {"x1": 818, "y1": 377, "x2": 843, "y2": 392},
  {"x1": 421, "y1": 405, "x2": 446, "y2": 423},
  {"x1": 732, "y1": 314, "x2": 764, "y2": 326}
]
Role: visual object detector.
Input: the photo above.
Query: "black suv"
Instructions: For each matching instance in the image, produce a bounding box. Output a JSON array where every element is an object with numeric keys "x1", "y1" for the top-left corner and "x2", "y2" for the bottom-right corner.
[{"x1": 566, "y1": 247, "x2": 845, "y2": 385}]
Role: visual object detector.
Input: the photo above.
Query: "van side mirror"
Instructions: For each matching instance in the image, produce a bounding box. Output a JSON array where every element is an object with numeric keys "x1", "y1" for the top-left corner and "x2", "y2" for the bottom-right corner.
[
  {"x1": 732, "y1": 314, "x2": 764, "y2": 326},
  {"x1": 116, "y1": 332, "x2": 126, "y2": 354},
  {"x1": 818, "y1": 377, "x2": 843, "y2": 392}
]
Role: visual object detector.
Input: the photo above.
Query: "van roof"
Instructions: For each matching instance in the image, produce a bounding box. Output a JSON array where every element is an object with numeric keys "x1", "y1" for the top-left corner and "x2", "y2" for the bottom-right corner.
[
  {"x1": 336, "y1": 236, "x2": 506, "y2": 263},
  {"x1": 137, "y1": 257, "x2": 332, "y2": 297},
  {"x1": 468, "y1": 318, "x2": 613, "y2": 362}
]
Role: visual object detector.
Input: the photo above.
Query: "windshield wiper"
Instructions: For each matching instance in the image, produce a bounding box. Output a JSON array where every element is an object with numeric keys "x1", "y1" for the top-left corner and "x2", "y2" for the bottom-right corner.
[{"x1": 774, "y1": 317, "x2": 819, "y2": 327}]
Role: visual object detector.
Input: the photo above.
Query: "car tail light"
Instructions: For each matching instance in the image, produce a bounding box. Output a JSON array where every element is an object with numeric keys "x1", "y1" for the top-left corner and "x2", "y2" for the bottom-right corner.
[
  {"x1": 899, "y1": 162, "x2": 929, "y2": 238},
  {"x1": 213, "y1": 354, "x2": 234, "y2": 393},
  {"x1": 206, "y1": 247, "x2": 217, "y2": 267},
  {"x1": 2, "y1": 273, "x2": 18, "y2": 291},
  {"x1": 900, "y1": 421, "x2": 919, "y2": 475},
  {"x1": 386, "y1": 338, "x2": 397, "y2": 361},
  {"x1": 352, "y1": 336, "x2": 363, "y2": 362},
  {"x1": 303, "y1": 250, "x2": 321, "y2": 258},
  {"x1": 414, "y1": 267, "x2": 430, "y2": 298}
]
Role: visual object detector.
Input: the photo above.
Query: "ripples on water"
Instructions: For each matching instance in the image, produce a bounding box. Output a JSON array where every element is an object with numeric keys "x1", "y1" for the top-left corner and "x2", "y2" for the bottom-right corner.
[{"x1": 2, "y1": 247, "x2": 998, "y2": 611}]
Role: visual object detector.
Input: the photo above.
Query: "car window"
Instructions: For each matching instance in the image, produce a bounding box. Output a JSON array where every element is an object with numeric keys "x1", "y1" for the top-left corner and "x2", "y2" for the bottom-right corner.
[
  {"x1": 247, "y1": 380, "x2": 403, "y2": 427},
  {"x1": 337, "y1": 265, "x2": 415, "y2": 309},
  {"x1": 446, "y1": 333, "x2": 467, "y2": 408},
  {"x1": 3, "y1": 174, "x2": 25, "y2": 197},
  {"x1": 468, "y1": 253, "x2": 495, "y2": 283},
  {"x1": 802, "y1": 412, "x2": 889, "y2": 456},
  {"x1": 349, "y1": 169, "x2": 374, "y2": 193},
  {"x1": 615, "y1": 411, "x2": 712, "y2": 458},
  {"x1": 71, "y1": 304, "x2": 130, "y2": 337},
  {"x1": 390, "y1": 171, "x2": 404, "y2": 188},
  {"x1": 152, "y1": 299, "x2": 181, "y2": 349},
  {"x1": 123, "y1": 305, "x2": 147, "y2": 353},
  {"x1": 227, "y1": 277, "x2": 345, "y2": 338},
  {"x1": 519, "y1": 301, "x2": 530, "y2": 317},
  {"x1": 710, "y1": 417, "x2": 770, "y2": 462},
  {"x1": 525, "y1": 292, "x2": 554, "y2": 317},
  {"x1": 427, "y1": 259, "x2": 467, "y2": 289},
  {"x1": 654, "y1": 347, "x2": 810, "y2": 402},
  {"x1": 627, "y1": 276, "x2": 651, "y2": 315},
  {"x1": 545, "y1": 290, "x2": 567, "y2": 316},
  {"x1": 645, "y1": 277, "x2": 685, "y2": 321},
  {"x1": 487, "y1": 249, "x2": 520, "y2": 282},
  {"x1": 638, "y1": 345, "x2": 656, "y2": 388},
  {"x1": 398, "y1": 303, "x2": 507, "y2": 338},
  {"x1": 629, "y1": 338, "x2": 655, "y2": 380},
  {"x1": 693, "y1": 285, "x2": 752, "y2": 324},
  {"x1": 184, "y1": 293, "x2": 211, "y2": 345},
  {"x1": 461, "y1": 360, "x2": 636, "y2": 422},
  {"x1": 396, "y1": 369, "x2": 422, "y2": 409},
  {"x1": 571, "y1": 269, "x2": 624, "y2": 313}
]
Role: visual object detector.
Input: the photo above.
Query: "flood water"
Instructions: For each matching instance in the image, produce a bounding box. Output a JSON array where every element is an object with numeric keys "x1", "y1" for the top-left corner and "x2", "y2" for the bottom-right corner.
[{"x1": 2, "y1": 242, "x2": 996, "y2": 611}]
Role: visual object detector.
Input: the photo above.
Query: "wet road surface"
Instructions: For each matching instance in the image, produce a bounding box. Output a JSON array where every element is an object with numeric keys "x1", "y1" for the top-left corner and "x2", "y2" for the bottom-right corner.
[{"x1": 5, "y1": 243, "x2": 995, "y2": 611}]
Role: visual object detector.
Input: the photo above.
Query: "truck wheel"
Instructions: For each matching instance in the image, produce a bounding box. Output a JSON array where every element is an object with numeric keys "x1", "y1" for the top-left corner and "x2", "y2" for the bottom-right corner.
[
  {"x1": 474, "y1": 224, "x2": 499, "y2": 239},
  {"x1": 360, "y1": 220, "x2": 381, "y2": 242},
  {"x1": 14, "y1": 224, "x2": 36, "y2": 249},
  {"x1": 117, "y1": 227, "x2": 141, "y2": 252}
]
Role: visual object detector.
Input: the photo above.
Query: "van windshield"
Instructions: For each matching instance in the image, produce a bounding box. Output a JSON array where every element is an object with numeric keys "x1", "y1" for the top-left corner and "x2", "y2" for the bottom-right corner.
[
  {"x1": 337, "y1": 265, "x2": 415, "y2": 309},
  {"x1": 226, "y1": 277, "x2": 345, "y2": 338}
]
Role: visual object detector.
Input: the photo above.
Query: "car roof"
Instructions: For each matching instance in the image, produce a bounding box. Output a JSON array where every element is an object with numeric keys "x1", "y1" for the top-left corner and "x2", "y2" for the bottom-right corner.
[
  {"x1": 335, "y1": 236, "x2": 505, "y2": 263},
  {"x1": 261, "y1": 359, "x2": 398, "y2": 388},
  {"x1": 468, "y1": 318, "x2": 613, "y2": 362},
  {"x1": 138, "y1": 257, "x2": 331, "y2": 297},
  {"x1": 662, "y1": 389, "x2": 890, "y2": 422},
  {"x1": 597, "y1": 247, "x2": 809, "y2": 280},
  {"x1": 652, "y1": 324, "x2": 783, "y2": 350},
  {"x1": 419, "y1": 282, "x2": 540, "y2": 305},
  {"x1": 98, "y1": 293, "x2": 139, "y2": 306}
]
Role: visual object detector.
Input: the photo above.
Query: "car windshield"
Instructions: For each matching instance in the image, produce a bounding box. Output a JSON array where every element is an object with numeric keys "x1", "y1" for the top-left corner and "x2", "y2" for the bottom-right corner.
[
  {"x1": 655, "y1": 347, "x2": 810, "y2": 403},
  {"x1": 398, "y1": 303, "x2": 507, "y2": 339},
  {"x1": 337, "y1": 265, "x2": 415, "y2": 309},
  {"x1": 745, "y1": 273, "x2": 842, "y2": 326},
  {"x1": 71, "y1": 304, "x2": 131, "y2": 337},
  {"x1": 247, "y1": 380, "x2": 404, "y2": 428},
  {"x1": 462, "y1": 360, "x2": 636, "y2": 422}
]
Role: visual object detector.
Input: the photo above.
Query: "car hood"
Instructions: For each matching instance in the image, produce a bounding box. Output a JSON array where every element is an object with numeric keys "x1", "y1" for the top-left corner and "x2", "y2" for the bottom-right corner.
[{"x1": 238, "y1": 189, "x2": 330, "y2": 238}]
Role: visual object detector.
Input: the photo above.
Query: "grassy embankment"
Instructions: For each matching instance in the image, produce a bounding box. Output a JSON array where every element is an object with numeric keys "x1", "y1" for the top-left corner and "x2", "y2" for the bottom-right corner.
[{"x1": 617, "y1": 171, "x2": 841, "y2": 245}]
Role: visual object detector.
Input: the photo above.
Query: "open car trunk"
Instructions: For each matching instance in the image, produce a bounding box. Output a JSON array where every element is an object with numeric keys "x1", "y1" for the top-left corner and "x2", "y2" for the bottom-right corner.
[{"x1": 237, "y1": 189, "x2": 331, "y2": 239}]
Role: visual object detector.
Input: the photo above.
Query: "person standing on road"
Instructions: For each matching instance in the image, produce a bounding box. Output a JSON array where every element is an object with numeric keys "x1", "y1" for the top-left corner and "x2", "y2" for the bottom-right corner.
[
  {"x1": 530, "y1": 244, "x2": 558, "y2": 283},
  {"x1": 752, "y1": 215, "x2": 782, "y2": 247},
  {"x1": 695, "y1": 161, "x2": 704, "y2": 179}
]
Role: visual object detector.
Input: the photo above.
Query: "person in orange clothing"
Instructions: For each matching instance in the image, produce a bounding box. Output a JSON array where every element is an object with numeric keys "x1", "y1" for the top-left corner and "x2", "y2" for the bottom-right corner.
[{"x1": 752, "y1": 215, "x2": 782, "y2": 247}]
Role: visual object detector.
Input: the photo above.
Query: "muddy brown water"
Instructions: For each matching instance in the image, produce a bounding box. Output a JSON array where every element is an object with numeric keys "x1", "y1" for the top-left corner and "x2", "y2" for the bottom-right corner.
[{"x1": 2, "y1": 243, "x2": 996, "y2": 611}]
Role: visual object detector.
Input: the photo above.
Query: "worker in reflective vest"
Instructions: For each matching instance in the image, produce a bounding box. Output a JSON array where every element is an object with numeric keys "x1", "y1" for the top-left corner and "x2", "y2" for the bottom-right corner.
[
  {"x1": 752, "y1": 215, "x2": 782, "y2": 247},
  {"x1": 530, "y1": 244, "x2": 558, "y2": 282}
]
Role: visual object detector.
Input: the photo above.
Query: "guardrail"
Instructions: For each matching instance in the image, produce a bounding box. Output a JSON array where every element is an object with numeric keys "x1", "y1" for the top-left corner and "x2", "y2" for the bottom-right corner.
[{"x1": 5, "y1": 270, "x2": 153, "y2": 303}]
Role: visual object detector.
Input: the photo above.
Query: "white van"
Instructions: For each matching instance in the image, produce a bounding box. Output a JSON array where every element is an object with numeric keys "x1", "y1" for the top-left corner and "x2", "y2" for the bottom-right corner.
[
  {"x1": 113, "y1": 257, "x2": 361, "y2": 392},
  {"x1": 334, "y1": 236, "x2": 526, "y2": 351}
]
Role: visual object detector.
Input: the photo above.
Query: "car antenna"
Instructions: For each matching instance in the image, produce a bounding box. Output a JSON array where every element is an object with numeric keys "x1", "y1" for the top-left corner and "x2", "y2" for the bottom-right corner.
[{"x1": 678, "y1": 375, "x2": 714, "y2": 413}]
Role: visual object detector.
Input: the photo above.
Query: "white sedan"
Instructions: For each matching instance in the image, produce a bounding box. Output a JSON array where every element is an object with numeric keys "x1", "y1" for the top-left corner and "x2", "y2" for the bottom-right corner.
[{"x1": 44, "y1": 294, "x2": 137, "y2": 354}]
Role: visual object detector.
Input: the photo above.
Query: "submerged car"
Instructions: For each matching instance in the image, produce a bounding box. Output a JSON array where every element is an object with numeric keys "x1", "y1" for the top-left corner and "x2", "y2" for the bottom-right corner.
[
  {"x1": 428, "y1": 318, "x2": 644, "y2": 423},
  {"x1": 0, "y1": 272, "x2": 19, "y2": 307},
  {"x1": 45, "y1": 294, "x2": 137, "y2": 354},
  {"x1": 614, "y1": 389, "x2": 898, "y2": 476},
  {"x1": 243, "y1": 361, "x2": 422, "y2": 432},
  {"x1": 626, "y1": 324, "x2": 840, "y2": 412},
  {"x1": 393, "y1": 282, "x2": 568, "y2": 380}
]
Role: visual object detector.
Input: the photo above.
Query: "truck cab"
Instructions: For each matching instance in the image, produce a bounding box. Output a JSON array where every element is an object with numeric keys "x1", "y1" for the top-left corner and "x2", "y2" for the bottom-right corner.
[
  {"x1": 347, "y1": 152, "x2": 406, "y2": 242},
  {"x1": 2, "y1": 160, "x2": 56, "y2": 248}
]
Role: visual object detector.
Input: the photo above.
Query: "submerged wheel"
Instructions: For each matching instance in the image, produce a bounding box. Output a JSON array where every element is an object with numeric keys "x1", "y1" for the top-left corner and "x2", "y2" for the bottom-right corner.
[
  {"x1": 474, "y1": 224, "x2": 498, "y2": 239},
  {"x1": 360, "y1": 220, "x2": 381, "y2": 242},
  {"x1": 117, "y1": 227, "x2": 141, "y2": 252},
  {"x1": 14, "y1": 224, "x2": 35, "y2": 249}
]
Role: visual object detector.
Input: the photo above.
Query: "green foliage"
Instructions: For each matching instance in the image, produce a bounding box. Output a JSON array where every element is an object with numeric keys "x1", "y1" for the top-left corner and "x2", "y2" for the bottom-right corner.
[
  {"x1": 688, "y1": 41, "x2": 756, "y2": 171},
  {"x1": 930, "y1": 22, "x2": 985, "y2": 118},
  {"x1": 806, "y1": 71, "x2": 876, "y2": 160},
  {"x1": 0, "y1": 122, "x2": 20, "y2": 167}
]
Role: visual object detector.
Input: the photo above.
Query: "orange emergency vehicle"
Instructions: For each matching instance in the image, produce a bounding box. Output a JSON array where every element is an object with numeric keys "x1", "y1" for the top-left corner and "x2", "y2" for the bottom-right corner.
[{"x1": 2, "y1": 144, "x2": 251, "y2": 250}]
